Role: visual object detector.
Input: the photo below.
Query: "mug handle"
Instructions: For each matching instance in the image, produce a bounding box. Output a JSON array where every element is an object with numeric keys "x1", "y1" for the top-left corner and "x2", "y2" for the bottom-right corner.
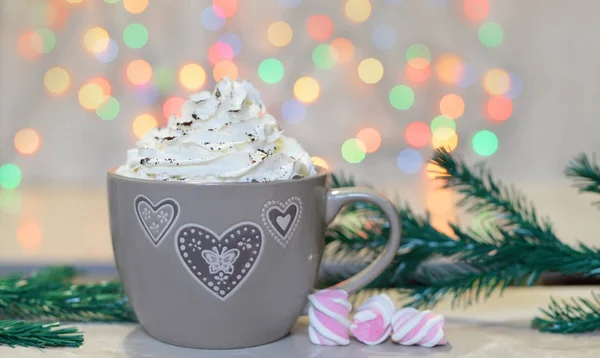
[{"x1": 321, "y1": 187, "x2": 402, "y2": 294}]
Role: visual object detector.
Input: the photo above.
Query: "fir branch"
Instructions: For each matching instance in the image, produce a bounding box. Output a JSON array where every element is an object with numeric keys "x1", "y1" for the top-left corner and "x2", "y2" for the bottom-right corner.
[
  {"x1": 0, "y1": 280, "x2": 134, "y2": 322},
  {"x1": 431, "y1": 148, "x2": 558, "y2": 242},
  {"x1": 403, "y1": 263, "x2": 525, "y2": 308},
  {"x1": 0, "y1": 266, "x2": 78, "y2": 290},
  {"x1": 565, "y1": 153, "x2": 600, "y2": 201},
  {"x1": 327, "y1": 165, "x2": 600, "y2": 313},
  {"x1": 532, "y1": 293, "x2": 600, "y2": 333},
  {"x1": 0, "y1": 321, "x2": 83, "y2": 348}
]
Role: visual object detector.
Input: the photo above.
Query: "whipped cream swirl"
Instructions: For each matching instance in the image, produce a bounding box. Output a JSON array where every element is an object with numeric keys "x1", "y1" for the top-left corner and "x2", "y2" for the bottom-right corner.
[{"x1": 116, "y1": 77, "x2": 316, "y2": 183}]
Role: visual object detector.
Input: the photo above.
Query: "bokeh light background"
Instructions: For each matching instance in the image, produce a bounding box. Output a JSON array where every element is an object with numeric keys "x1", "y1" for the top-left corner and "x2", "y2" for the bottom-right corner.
[{"x1": 2, "y1": 0, "x2": 598, "y2": 263}]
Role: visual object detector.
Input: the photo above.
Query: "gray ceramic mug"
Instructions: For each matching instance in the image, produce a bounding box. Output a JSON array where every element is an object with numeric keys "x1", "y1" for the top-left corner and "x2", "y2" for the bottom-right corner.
[{"x1": 107, "y1": 169, "x2": 401, "y2": 349}]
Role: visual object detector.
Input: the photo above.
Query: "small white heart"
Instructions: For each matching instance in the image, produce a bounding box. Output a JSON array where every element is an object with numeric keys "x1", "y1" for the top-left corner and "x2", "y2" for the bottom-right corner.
[
  {"x1": 135, "y1": 195, "x2": 180, "y2": 246},
  {"x1": 276, "y1": 214, "x2": 292, "y2": 231}
]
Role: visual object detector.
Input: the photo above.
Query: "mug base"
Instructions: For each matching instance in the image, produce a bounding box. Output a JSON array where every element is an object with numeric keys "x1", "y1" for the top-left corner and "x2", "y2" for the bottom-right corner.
[{"x1": 141, "y1": 325, "x2": 292, "y2": 350}]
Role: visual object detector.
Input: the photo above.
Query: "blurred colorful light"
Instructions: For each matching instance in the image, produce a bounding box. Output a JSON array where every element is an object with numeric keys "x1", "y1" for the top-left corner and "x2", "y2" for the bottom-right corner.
[
  {"x1": 439, "y1": 94, "x2": 465, "y2": 119},
  {"x1": 479, "y1": 22, "x2": 503, "y2": 48},
  {"x1": 311, "y1": 156, "x2": 329, "y2": 170},
  {"x1": 32, "y1": 29, "x2": 55, "y2": 54},
  {"x1": 14, "y1": 128, "x2": 41, "y2": 155},
  {"x1": 330, "y1": 38, "x2": 354, "y2": 63},
  {"x1": 88, "y1": 77, "x2": 112, "y2": 96},
  {"x1": 179, "y1": 63, "x2": 206, "y2": 90},
  {"x1": 389, "y1": 85, "x2": 414, "y2": 110},
  {"x1": 105, "y1": 0, "x2": 120, "y2": 3},
  {"x1": 306, "y1": 15, "x2": 334, "y2": 42},
  {"x1": 134, "y1": 83, "x2": 159, "y2": 105},
  {"x1": 153, "y1": 67, "x2": 176, "y2": 95},
  {"x1": 371, "y1": 24, "x2": 396, "y2": 50},
  {"x1": 83, "y1": 27, "x2": 110, "y2": 53},
  {"x1": 397, "y1": 148, "x2": 423, "y2": 174},
  {"x1": 0, "y1": 189, "x2": 21, "y2": 215},
  {"x1": 213, "y1": 0, "x2": 238, "y2": 18},
  {"x1": 356, "y1": 128, "x2": 382, "y2": 153},
  {"x1": 405, "y1": 122, "x2": 431, "y2": 148},
  {"x1": 123, "y1": 0, "x2": 148, "y2": 14},
  {"x1": 345, "y1": 0, "x2": 371, "y2": 23},
  {"x1": 426, "y1": 162, "x2": 447, "y2": 180},
  {"x1": 472, "y1": 130, "x2": 498, "y2": 156},
  {"x1": 406, "y1": 44, "x2": 431, "y2": 62},
  {"x1": 279, "y1": 0, "x2": 302, "y2": 8},
  {"x1": 96, "y1": 96, "x2": 120, "y2": 120},
  {"x1": 0, "y1": 164, "x2": 22, "y2": 189},
  {"x1": 17, "y1": 32, "x2": 40, "y2": 60},
  {"x1": 294, "y1": 77, "x2": 320, "y2": 103},
  {"x1": 432, "y1": 128, "x2": 459, "y2": 152},
  {"x1": 358, "y1": 58, "x2": 384, "y2": 84},
  {"x1": 94, "y1": 38, "x2": 118, "y2": 63},
  {"x1": 218, "y1": 33, "x2": 242, "y2": 56},
  {"x1": 259, "y1": 58, "x2": 285, "y2": 84},
  {"x1": 506, "y1": 73, "x2": 523, "y2": 99},
  {"x1": 268, "y1": 21, "x2": 293, "y2": 47},
  {"x1": 44, "y1": 2, "x2": 69, "y2": 29},
  {"x1": 213, "y1": 60, "x2": 238, "y2": 81},
  {"x1": 127, "y1": 59, "x2": 152, "y2": 86},
  {"x1": 163, "y1": 97, "x2": 185, "y2": 119},
  {"x1": 281, "y1": 99, "x2": 306, "y2": 123},
  {"x1": 44, "y1": 67, "x2": 70, "y2": 95},
  {"x1": 133, "y1": 114, "x2": 158, "y2": 138},
  {"x1": 313, "y1": 44, "x2": 338, "y2": 69},
  {"x1": 66, "y1": 0, "x2": 82, "y2": 4},
  {"x1": 202, "y1": 6, "x2": 226, "y2": 31},
  {"x1": 341, "y1": 139, "x2": 367, "y2": 164},
  {"x1": 406, "y1": 58, "x2": 431, "y2": 83},
  {"x1": 486, "y1": 95, "x2": 512, "y2": 121},
  {"x1": 431, "y1": 114, "x2": 456, "y2": 132},
  {"x1": 209, "y1": 42, "x2": 234, "y2": 65},
  {"x1": 385, "y1": 0, "x2": 404, "y2": 5},
  {"x1": 483, "y1": 68, "x2": 510, "y2": 95},
  {"x1": 123, "y1": 23, "x2": 148, "y2": 49},
  {"x1": 455, "y1": 62, "x2": 476, "y2": 87},
  {"x1": 18, "y1": 220, "x2": 42, "y2": 253},
  {"x1": 435, "y1": 54, "x2": 462, "y2": 84},
  {"x1": 464, "y1": 0, "x2": 489, "y2": 22},
  {"x1": 78, "y1": 83, "x2": 105, "y2": 111}
]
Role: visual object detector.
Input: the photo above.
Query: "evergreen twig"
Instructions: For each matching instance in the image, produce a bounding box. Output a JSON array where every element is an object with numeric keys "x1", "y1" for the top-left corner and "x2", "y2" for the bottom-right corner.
[
  {"x1": 431, "y1": 148, "x2": 558, "y2": 242},
  {"x1": 327, "y1": 157, "x2": 600, "y2": 314},
  {"x1": 566, "y1": 153, "x2": 600, "y2": 202},
  {"x1": 532, "y1": 292, "x2": 600, "y2": 333},
  {"x1": 0, "y1": 267, "x2": 134, "y2": 322},
  {"x1": 0, "y1": 321, "x2": 83, "y2": 348}
]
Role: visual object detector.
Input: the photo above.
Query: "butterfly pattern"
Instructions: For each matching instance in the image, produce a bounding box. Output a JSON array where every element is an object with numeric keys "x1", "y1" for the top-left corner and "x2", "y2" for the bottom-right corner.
[
  {"x1": 202, "y1": 247, "x2": 240, "y2": 275},
  {"x1": 176, "y1": 222, "x2": 263, "y2": 301}
]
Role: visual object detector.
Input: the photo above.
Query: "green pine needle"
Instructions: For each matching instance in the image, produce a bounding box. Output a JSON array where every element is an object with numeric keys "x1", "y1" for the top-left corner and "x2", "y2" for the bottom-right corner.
[
  {"x1": 0, "y1": 267, "x2": 134, "y2": 322},
  {"x1": 431, "y1": 148, "x2": 558, "y2": 242},
  {"x1": 0, "y1": 321, "x2": 83, "y2": 348},
  {"x1": 532, "y1": 292, "x2": 600, "y2": 333},
  {"x1": 565, "y1": 153, "x2": 600, "y2": 203},
  {"x1": 327, "y1": 155, "x2": 600, "y2": 325}
]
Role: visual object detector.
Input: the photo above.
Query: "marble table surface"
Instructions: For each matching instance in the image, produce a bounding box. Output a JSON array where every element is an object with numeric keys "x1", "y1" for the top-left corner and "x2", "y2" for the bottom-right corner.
[{"x1": 3, "y1": 287, "x2": 600, "y2": 357}]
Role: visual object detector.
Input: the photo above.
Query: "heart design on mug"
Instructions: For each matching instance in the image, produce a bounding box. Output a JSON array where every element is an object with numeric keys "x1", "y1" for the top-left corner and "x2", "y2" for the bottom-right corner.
[
  {"x1": 134, "y1": 195, "x2": 180, "y2": 246},
  {"x1": 175, "y1": 222, "x2": 263, "y2": 301},
  {"x1": 261, "y1": 197, "x2": 303, "y2": 247}
]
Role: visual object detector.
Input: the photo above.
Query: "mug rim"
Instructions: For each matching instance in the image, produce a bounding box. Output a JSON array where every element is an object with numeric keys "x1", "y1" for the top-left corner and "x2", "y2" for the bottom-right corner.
[{"x1": 107, "y1": 166, "x2": 329, "y2": 187}]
